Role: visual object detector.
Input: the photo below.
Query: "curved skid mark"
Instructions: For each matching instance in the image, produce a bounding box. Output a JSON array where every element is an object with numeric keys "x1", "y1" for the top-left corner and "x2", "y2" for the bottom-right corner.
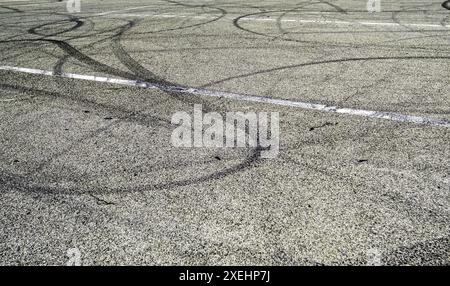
[
  {"x1": 1, "y1": 65, "x2": 449, "y2": 128},
  {"x1": 203, "y1": 55, "x2": 450, "y2": 87},
  {"x1": 0, "y1": 5, "x2": 23, "y2": 13},
  {"x1": 0, "y1": 83, "x2": 263, "y2": 194},
  {"x1": 28, "y1": 19, "x2": 84, "y2": 38},
  {"x1": 2, "y1": 5, "x2": 263, "y2": 193}
]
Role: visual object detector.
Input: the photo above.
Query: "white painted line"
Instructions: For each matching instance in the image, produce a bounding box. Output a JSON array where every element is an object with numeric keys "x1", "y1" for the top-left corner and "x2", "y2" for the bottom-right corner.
[
  {"x1": 94, "y1": 5, "x2": 156, "y2": 16},
  {"x1": 99, "y1": 12, "x2": 450, "y2": 29},
  {"x1": 258, "y1": 18, "x2": 450, "y2": 28},
  {"x1": 110, "y1": 13, "x2": 210, "y2": 19},
  {"x1": 0, "y1": 65, "x2": 449, "y2": 128}
]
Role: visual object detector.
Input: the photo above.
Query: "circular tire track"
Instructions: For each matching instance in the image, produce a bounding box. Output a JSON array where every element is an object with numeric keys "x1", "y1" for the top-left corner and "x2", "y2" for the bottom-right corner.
[
  {"x1": 28, "y1": 18, "x2": 84, "y2": 38},
  {"x1": 0, "y1": 83, "x2": 263, "y2": 195},
  {"x1": 2, "y1": 11, "x2": 264, "y2": 194}
]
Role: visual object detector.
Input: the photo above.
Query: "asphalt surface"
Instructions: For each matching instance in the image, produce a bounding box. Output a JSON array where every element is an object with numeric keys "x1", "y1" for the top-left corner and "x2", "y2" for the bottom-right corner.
[{"x1": 0, "y1": 0, "x2": 449, "y2": 265}]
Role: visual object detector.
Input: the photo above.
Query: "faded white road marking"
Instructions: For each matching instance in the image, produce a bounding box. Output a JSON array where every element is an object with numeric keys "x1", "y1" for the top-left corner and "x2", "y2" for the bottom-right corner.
[
  {"x1": 0, "y1": 65, "x2": 449, "y2": 128},
  {"x1": 99, "y1": 12, "x2": 450, "y2": 29},
  {"x1": 94, "y1": 5, "x2": 156, "y2": 16}
]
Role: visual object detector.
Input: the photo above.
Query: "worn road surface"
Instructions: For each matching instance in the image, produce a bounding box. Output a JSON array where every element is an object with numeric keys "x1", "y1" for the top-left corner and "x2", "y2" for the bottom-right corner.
[{"x1": 0, "y1": 0, "x2": 449, "y2": 265}]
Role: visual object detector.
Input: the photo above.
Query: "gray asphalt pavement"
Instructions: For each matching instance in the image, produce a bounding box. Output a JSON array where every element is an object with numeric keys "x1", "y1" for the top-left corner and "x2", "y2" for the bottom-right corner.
[{"x1": 0, "y1": 0, "x2": 449, "y2": 265}]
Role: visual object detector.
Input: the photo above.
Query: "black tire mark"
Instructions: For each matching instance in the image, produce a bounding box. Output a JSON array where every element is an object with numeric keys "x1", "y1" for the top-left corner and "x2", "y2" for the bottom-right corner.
[
  {"x1": 0, "y1": 83, "x2": 197, "y2": 176},
  {"x1": 27, "y1": 18, "x2": 84, "y2": 38},
  {"x1": 0, "y1": 83, "x2": 171, "y2": 127},
  {"x1": 53, "y1": 54, "x2": 69, "y2": 75},
  {"x1": 202, "y1": 55, "x2": 450, "y2": 88},
  {"x1": 0, "y1": 140, "x2": 263, "y2": 196},
  {"x1": 232, "y1": 9, "x2": 350, "y2": 45},
  {"x1": 233, "y1": 10, "x2": 285, "y2": 40},
  {"x1": 0, "y1": 5, "x2": 23, "y2": 13},
  {"x1": 44, "y1": 39, "x2": 140, "y2": 79},
  {"x1": 0, "y1": 0, "x2": 448, "y2": 266},
  {"x1": 110, "y1": 20, "x2": 166, "y2": 84},
  {"x1": 133, "y1": 7, "x2": 227, "y2": 34},
  {"x1": 232, "y1": 0, "x2": 351, "y2": 45},
  {"x1": 6, "y1": 2, "x2": 445, "y2": 198},
  {"x1": 0, "y1": 28, "x2": 265, "y2": 194},
  {"x1": 274, "y1": 2, "x2": 318, "y2": 41},
  {"x1": 5, "y1": 23, "x2": 449, "y2": 54},
  {"x1": 110, "y1": 19, "x2": 221, "y2": 114},
  {"x1": 390, "y1": 3, "x2": 449, "y2": 39},
  {"x1": 232, "y1": 5, "x2": 450, "y2": 48},
  {"x1": 108, "y1": 17, "x2": 266, "y2": 178},
  {"x1": 317, "y1": 0, "x2": 348, "y2": 14}
]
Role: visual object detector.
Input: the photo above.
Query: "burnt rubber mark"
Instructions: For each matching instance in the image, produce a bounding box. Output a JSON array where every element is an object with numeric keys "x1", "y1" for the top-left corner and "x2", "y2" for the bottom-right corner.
[
  {"x1": 44, "y1": 39, "x2": 139, "y2": 79},
  {"x1": 317, "y1": 0, "x2": 348, "y2": 14},
  {"x1": 11, "y1": 15, "x2": 263, "y2": 195},
  {"x1": 53, "y1": 54, "x2": 69, "y2": 76},
  {"x1": 90, "y1": 194, "x2": 115, "y2": 206},
  {"x1": 0, "y1": 83, "x2": 171, "y2": 127},
  {"x1": 110, "y1": 19, "x2": 166, "y2": 84},
  {"x1": 0, "y1": 7, "x2": 263, "y2": 195},
  {"x1": 203, "y1": 55, "x2": 450, "y2": 88},
  {"x1": 274, "y1": 2, "x2": 320, "y2": 40},
  {"x1": 0, "y1": 84, "x2": 262, "y2": 195},
  {"x1": 0, "y1": 147, "x2": 263, "y2": 195},
  {"x1": 232, "y1": 1, "x2": 350, "y2": 46},
  {"x1": 28, "y1": 19, "x2": 84, "y2": 38},
  {"x1": 443, "y1": 1, "x2": 450, "y2": 10},
  {"x1": 0, "y1": 5, "x2": 23, "y2": 13},
  {"x1": 309, "y1": 122, "x2": 338, "y2": 131},
  {"x1": 126, "y1": 1, "x2": 227, "y2": 34}
]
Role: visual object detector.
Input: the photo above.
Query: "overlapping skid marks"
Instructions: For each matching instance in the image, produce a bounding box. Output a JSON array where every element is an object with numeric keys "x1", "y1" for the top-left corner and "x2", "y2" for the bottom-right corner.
[{"x1": 0, "y1": 3, "x2": 263, "y2": 194}]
